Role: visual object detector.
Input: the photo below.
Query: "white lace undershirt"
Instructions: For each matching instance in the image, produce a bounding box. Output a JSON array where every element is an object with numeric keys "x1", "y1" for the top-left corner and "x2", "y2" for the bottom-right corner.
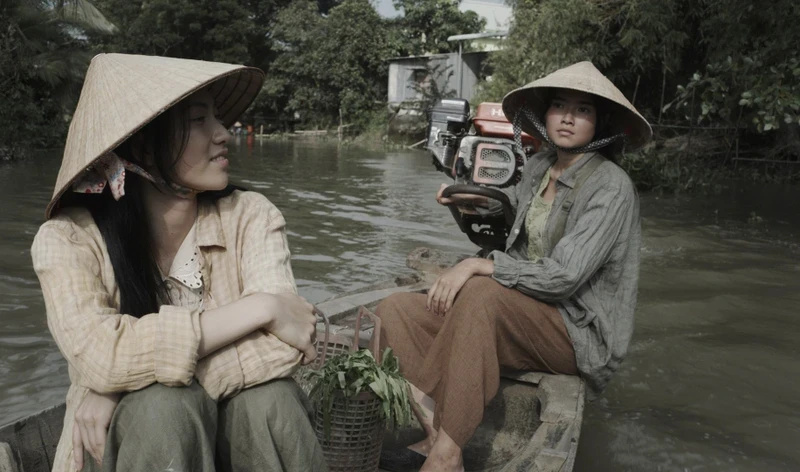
[{"x1": 160, "y1": 222, "x2": 204, "y2": 311}]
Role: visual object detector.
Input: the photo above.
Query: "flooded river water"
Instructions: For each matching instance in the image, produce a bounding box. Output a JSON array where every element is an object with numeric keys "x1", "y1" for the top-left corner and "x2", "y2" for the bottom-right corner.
[{"x1": 1, "y1": 139, "x2": 798, "y2": 471}]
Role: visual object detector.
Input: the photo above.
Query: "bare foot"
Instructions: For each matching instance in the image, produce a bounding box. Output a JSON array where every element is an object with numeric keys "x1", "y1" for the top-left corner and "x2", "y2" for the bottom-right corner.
[
  {"x1": 407, "y1": 382, "x2": 437, "y2": 456},
  {"x1": 419, "y1": 429, "x2": 464, "y2": 472},
  {"x1": 419, "y1": 451, "x2": 464, "y2": 472},
  {"x1": 407, "y1": 433, "x2": 437, "y2": 456}
]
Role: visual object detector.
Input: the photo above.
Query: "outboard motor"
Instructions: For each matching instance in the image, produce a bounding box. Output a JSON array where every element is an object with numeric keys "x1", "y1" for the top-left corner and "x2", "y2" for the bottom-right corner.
[
  {"x1": 426, "y1": 100, "x2": 540, "y2": 252},
  {"x1": 452, "y1": 135, "x2": 521, "y2": 187}
]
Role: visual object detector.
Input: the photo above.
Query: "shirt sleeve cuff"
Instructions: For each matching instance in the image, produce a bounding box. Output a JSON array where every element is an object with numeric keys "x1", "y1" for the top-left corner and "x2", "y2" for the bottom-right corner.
[
  {"x1": 195, "y1": 346, "x2": 245, "y2": 401},
  {"x1": 154, "y1": 305, "x2": 201, "y2": 386},
  {"x1": 488, "y1": 250, "x2": 520, "y2": 287}
]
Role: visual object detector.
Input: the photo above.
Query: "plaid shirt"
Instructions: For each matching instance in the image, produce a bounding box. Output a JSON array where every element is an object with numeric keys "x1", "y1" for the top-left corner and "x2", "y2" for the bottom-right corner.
[{"x1": 32, "y1": 190, "x2": 302, "y2": 472}]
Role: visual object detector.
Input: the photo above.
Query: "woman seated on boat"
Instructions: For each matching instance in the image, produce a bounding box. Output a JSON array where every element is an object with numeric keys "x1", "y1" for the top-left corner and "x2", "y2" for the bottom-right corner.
[
  {"x1": 31, "y1": 54, "x2": 327, "y2": 472},
  {"x1": 376, "y1": 61, "x2": 652, "y2": 472}
]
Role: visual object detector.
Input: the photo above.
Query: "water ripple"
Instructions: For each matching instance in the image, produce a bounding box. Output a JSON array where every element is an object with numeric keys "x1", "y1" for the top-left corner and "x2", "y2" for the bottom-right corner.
[{"x1": 3, "y1": 144, "x2": 800, "y2": 471}]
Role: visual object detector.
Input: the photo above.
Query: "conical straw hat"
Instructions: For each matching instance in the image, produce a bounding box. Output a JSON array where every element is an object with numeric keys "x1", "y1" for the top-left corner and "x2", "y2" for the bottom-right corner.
[
  {"x1": 501, "y1": 61, "x2": 652, "y2": 152},
  {"x1": 46, "y1": 53, "x2": 265, "y2": 219}
]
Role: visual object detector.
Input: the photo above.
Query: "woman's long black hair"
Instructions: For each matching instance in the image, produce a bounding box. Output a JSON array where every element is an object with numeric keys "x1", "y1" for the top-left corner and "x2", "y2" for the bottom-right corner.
[
  {"x1": 591, "y1": 95, "x2": 625, "y2": 161},
  {"x1": 60, "y1": 102, "x2": 237, "y2": 318}
]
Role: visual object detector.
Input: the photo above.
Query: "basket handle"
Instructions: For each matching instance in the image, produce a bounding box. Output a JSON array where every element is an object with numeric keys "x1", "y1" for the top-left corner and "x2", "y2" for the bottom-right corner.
[
  {"x1": 312, "y1": 306, "x2": 331, "y2": 366},
  {"x1": 353, "y1": 306, "x2": 382, "y2": 363}
]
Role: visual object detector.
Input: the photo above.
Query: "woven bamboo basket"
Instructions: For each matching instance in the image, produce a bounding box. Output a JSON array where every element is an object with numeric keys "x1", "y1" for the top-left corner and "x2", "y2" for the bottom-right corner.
[{"x1": 311, "y1": 307, "x2": 386, "y2": 472}]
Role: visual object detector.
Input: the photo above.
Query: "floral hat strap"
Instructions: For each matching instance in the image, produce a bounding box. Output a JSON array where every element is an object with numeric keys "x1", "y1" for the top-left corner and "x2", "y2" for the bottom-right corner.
[{"x1": 72, "y1": 152, "x2": 194, "y2": 200}]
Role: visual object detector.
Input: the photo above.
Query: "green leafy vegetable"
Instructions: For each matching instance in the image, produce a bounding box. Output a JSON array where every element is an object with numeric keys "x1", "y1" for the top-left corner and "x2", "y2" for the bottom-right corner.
[{"x1": 304, "y1": 348, "x2": 413, "y2": 439}]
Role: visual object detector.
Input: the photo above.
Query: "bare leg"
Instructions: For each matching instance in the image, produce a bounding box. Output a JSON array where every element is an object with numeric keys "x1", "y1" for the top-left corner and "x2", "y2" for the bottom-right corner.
[
  {"x1": 407, "y1": 382, "x2": 437, "y2": 455},
  {"x1": 419, "y1": 428, "x2": 464, "y2": 472}
]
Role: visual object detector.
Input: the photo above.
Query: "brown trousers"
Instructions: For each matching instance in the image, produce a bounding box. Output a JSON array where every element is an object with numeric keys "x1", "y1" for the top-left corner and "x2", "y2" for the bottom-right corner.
[{"x1": 376, "y1": 276, "x2": 577, "y2": 447}]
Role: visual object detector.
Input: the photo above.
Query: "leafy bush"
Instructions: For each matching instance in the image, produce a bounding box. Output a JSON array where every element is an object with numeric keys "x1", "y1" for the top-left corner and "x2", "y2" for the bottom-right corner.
[{"x1": 669, "y1": 54, "x2": 800, "y2": 134}]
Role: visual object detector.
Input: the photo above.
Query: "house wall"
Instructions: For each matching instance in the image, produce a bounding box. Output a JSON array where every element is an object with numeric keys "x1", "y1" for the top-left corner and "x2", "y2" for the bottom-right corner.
[
  {"x1": 452, "y1": 52, "x2": 486, "y2": 100},
  {"x1": 388, "y1": 58, "x2": 429, "y2": 103},
  {"x1": 387, "y1": 52, "x2": 487, "y2": 104}
]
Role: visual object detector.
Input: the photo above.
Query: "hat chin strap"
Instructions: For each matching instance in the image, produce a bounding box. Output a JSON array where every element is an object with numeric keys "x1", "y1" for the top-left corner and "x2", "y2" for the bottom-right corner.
[
  {"x1": 72, "y1": 152, "x2": 196, "y2": 201},
  {"x1": 513, "y1": 108, "x2": 627, "y2": 155}
]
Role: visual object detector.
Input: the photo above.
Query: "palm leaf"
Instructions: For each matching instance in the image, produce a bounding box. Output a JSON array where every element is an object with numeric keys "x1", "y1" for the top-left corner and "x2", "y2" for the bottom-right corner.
[{"x1": 54, "y1": 0, "x2": 118, "y2": 33}]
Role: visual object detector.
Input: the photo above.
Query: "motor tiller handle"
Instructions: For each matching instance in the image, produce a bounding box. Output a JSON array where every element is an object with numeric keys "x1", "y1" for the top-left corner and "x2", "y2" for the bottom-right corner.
[{"x1": 441, "y1": 184, "x2": 515, "y2": 227}]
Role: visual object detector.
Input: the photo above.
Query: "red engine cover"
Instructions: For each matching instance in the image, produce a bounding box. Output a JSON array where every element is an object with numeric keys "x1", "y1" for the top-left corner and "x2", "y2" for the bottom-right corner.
[{"x1": 473, "y1": 103, "x2": 540, "y2": 149}]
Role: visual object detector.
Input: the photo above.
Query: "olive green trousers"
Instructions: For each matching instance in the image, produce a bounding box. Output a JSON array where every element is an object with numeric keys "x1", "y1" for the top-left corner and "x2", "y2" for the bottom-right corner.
[{"x1": 86, "y1": 378, "x2": 327, "y2": 472}]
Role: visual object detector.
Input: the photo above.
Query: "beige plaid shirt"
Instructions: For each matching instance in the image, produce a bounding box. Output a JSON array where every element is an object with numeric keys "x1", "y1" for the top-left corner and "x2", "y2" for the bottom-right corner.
[{"x1": 31, "y1": 190, "x2": 303, "y2": 472}]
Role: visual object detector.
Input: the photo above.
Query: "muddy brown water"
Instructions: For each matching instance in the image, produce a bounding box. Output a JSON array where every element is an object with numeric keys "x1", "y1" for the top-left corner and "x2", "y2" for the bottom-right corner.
[{"x1": 1, "y1": 139, "x2": 798, "y2": 471}]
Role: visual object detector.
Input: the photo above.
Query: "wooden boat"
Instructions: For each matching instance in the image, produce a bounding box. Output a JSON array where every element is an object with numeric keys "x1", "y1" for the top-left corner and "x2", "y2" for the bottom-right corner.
[{"x1": 0, "y1": 248, "x2": 584, "y2": 472}]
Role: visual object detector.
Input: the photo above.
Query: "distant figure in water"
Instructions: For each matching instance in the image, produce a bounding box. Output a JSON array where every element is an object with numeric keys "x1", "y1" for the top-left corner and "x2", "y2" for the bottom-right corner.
[
  {"x1": 32, "y1": 54, "x2": 327, "y2": 472},
  {"x1": 377, "y1": 61, "x2": 652, "y2": 472}
]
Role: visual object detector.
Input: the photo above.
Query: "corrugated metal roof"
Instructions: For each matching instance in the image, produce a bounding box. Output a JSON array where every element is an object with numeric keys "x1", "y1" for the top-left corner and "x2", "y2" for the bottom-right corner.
[
  {"x1": 447, "y1": 31, "x2": 508, "y2": 41},
  {"x1": 388, "y1": 51, "x2": 487, "y2": 62}
]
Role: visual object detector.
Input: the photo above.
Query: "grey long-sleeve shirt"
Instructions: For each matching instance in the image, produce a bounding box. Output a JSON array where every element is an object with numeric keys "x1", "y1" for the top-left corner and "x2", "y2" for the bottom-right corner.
[{"x1": 486, "y1": 150, "x2": 641, "y2": 397}]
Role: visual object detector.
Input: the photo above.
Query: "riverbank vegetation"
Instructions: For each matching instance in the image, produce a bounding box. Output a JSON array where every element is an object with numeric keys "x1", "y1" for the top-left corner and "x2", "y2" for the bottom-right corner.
[
  {"x1": 1, "y1": 0, "x2": 798, "y2": 190},
  {"x1": 477, "y1": 0, "x2": 800, "y2": 190},
  {"x1": 0, "y1": 0, "x2": 116, "y2": 159}
]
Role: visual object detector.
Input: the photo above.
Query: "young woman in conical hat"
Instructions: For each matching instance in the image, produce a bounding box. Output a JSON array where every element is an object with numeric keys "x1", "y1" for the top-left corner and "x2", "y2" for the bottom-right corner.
[
  {"x1": 31, "y1": 54, "x2": 328, "y2": 472},
  {"x1": 376, "y1": 62, "x2": 651, "y2": 471}
]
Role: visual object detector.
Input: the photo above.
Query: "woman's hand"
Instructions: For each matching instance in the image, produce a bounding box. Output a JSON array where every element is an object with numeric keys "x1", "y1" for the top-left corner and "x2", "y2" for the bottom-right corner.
[
  {"x1": 73, "y1": 390, "x2": 120, "y2": 470},
  {"x1": 426, "y1": 258, "x2": 494, "y2": 316},
  {"x1": 264, "y1": 293, "x2": 318, "y2": 365},
  {"x1": 436, "y1": 183, "x2": 456, "y2": 205}
]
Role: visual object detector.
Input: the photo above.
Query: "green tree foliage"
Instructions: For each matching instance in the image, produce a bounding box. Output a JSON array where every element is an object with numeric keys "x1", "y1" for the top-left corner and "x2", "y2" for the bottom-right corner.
[
  {"x1": 0, "y1": 0, "x2": 115, "y2": 158},
  {"x1": 474, "y1": 0, "x2": 799, "y2": 187},
  {"x1": 668, "y1": 0, "x2": 800, "y2": 133},
  {"x1": 240, "y1": 0, "x2": 295, "y2": 72},
  {"x1": 476, "y1": 0, "x2": 688, "y2": 112},
  {"x1": 392, "y1": 0, "x2": 485, "y2": 56},
  {"x1": 260, "y1": 0, "x2": 398, "y2": 130},
  {"x1": 55, "y1": 0, "x2": 118, "y2": 33},
  {"x1": 255, "y1": 0, "x2": 324, "y2": 127},
  {"x1": 88, "y1": 0, "x2": 256, "y2": 63},
  {"x1": 324, "y1": 0, "x2": 400, "y2": 124},
  {"x1": 3, "y1": 0, "x2": 489, "y2": 154},
  {"x1": 479, "y1": 0, "x2": 799, "y2": 138}
]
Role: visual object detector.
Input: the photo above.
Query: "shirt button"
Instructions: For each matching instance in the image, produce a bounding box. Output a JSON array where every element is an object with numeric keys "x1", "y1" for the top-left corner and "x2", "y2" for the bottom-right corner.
[{"x1": 514, "y1": 229, "x2": 520, "y2": 234}]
